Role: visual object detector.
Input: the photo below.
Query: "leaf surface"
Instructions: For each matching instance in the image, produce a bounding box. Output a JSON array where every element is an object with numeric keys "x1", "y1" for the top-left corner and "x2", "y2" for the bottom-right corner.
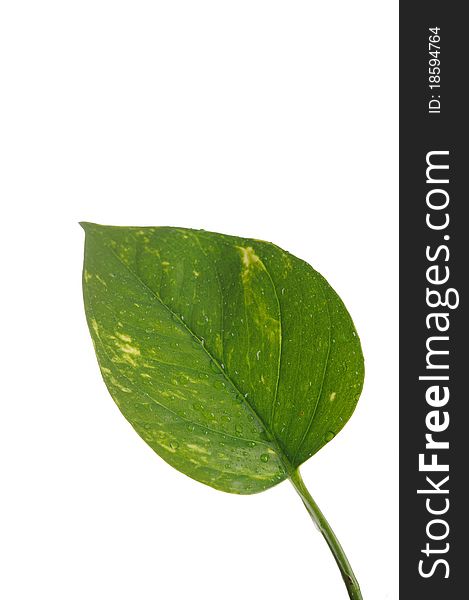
[{"x1": 82, "y1": 224, "x2": 364, "y2": 494}]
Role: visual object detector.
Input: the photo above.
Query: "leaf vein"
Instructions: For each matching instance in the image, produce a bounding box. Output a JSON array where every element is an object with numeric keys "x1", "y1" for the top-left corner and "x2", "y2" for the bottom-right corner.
[{"x1": 97, "y1": 242, "x2": 293, "y2": 470}]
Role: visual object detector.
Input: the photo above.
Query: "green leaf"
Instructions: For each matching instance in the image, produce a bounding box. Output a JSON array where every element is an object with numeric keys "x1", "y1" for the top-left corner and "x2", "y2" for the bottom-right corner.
[{"x1": 81, "y1": 223, "x2": 364, "y2": 495}]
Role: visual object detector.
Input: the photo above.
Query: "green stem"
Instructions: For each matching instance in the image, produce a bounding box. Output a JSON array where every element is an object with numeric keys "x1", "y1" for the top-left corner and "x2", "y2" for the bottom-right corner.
[{"x1": 289, "y1": 468, "x2": 363, "y2": 600}]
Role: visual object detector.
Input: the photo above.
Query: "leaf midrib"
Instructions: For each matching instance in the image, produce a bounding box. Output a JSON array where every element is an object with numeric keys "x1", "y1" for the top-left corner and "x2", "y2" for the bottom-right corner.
[
  {"x1": 101, "y1": 236, "x2": 294, "y2": 475},
  {"x1": 194, "y1": 232, "x2": 284, "y2": 437}
]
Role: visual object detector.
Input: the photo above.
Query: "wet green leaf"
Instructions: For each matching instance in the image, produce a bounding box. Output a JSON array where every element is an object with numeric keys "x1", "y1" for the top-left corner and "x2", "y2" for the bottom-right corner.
[{"x1": 81, "y1": 223, "x2": 364, "y2": 494}]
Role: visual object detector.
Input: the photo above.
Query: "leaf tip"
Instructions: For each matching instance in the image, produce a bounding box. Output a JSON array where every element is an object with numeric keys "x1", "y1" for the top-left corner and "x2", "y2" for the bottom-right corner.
[
  {"x1": 79, "y1": 221, "x2": 94, "y2": 229},
  {"x1": 80, "y1": 221, "x2": 104, "y2": 236}
]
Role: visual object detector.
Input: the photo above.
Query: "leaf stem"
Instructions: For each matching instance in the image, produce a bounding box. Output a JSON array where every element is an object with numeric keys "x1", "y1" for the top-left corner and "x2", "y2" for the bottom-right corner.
[{"x1": 289, "y1": 468, "x2": 363, "y2": 600}]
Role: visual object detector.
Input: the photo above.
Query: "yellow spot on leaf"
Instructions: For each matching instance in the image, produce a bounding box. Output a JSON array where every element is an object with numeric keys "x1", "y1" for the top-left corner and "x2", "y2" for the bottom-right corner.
[
  {"x1": 116, "y1": 332, "x2": 132, "y2": 342},
  {"x1": 187, "y1": 443, "x2": 210, "y2": 455},
  {"x1": 90, "y1": 318, "x2": 99, "y2": 336},
  {"x1": 95, "y1": 274, "x2": 107, "y2": 288},
  {"x1": 329, "y1": 392, "x2": 337, "y2": 401},
  {"x1": 119, "y1": 343, "x2": 140, "y2": 356},
  {"x1": 238, "y1": 246, "x2": 260, "y2": 268},
  {"x1": 112, "y1": 340, "x2": 141, "y2": 367},
  {"x1": 237, "y1": 246, "x2": 262, "y2": 282},
  {"x1": 160, "y1": 441, "x2": 178, "y2": 453}
]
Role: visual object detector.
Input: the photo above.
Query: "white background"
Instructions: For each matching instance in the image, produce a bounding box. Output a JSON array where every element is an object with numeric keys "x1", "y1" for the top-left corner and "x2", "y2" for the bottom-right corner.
[{"x1": 1, "y1": 2, "x2": 398, "y2": 599}]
